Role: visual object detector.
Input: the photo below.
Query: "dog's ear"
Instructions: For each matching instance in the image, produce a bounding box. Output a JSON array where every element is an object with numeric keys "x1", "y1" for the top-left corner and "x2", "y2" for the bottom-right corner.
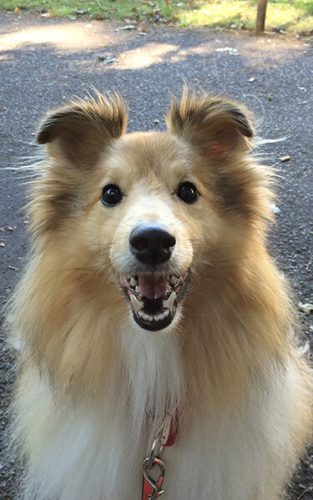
[
  {"x1": 166, "y1": 87, "x2": 255, "y2": 159},
  {"x1": 37, "y1": 92, "x2": 127, "y2": 168}
]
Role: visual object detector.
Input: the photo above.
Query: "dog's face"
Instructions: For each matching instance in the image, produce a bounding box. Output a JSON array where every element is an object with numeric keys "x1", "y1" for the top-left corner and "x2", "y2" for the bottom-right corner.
[
  {"x1": 96, "y1": 132, "x2": 198, "y2": 332},
  {"x1": 88, "y1": 130, "x2": 230, "y2": 332},
  {"x1": 32, "y1": 89, "x2": 267, "y2": 334}
]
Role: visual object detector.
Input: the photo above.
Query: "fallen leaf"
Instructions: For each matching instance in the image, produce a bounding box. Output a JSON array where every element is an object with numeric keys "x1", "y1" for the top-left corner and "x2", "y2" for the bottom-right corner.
[
  {"x1": 75, "y1": 9, "x2": 87, "y2": 15},
  {"x1": 215, "y1": 47, "x2": 239, "y2": 55},
  {"x1": 119, "y1": 25, "x2": 136, "y2": 31},
  {"x1": 270, "y1": 203, "x2": 281, "y2": 215},
  {"x1": 105, "y1": 56, "x2": 116, "y2": 64},
  {"x1": 98, "y1": 55, "x2": 116, "y2": 64},
  {"x1": 280, "y1": 155, "x2": 291, "y2": 162},
  {"x1": 298, "y1": 302, "x2": 313, "y2": 314},
  {"x1": 137, "y1": 23, "x2": 149, "y2": 33}
]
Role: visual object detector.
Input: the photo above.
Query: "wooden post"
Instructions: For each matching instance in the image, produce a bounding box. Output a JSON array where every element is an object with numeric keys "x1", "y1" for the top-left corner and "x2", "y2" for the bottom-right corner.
[{"x1": 256, "y1": 0, "x2": 268, "y2": 35}]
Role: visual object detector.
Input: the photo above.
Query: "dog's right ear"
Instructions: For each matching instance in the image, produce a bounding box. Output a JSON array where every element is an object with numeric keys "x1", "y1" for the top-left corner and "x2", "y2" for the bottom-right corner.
[{"x1": 37, "y1": 92, "x2": 127, "y2": 168}]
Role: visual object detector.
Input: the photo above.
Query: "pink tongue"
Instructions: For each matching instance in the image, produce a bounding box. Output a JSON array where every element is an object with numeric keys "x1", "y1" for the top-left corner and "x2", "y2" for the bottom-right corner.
[{"x1": 138, "y1": 272, "x2": 168, "y2": 300}]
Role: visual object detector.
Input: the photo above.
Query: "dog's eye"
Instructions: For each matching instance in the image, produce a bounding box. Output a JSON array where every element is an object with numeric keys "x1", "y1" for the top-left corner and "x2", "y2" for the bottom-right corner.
[
  {"x1": 177, "y1": 182, "x2": 198, "y2": 204},
  {"x1": 102, "y1": 184, "x2": 123, "y2": 207}
]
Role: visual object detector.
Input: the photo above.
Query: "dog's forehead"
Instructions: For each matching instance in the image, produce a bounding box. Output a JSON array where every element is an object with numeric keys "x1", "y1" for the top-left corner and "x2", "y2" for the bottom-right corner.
[{"x1": 103, "y1": 131, "x2": 194, "y2": 178}]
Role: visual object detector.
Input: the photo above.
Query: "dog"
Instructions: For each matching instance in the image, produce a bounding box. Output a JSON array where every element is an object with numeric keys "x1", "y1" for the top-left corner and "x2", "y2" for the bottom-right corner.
[{"x1": 9, "y1": 88, "x2": 312, "y2": 499}]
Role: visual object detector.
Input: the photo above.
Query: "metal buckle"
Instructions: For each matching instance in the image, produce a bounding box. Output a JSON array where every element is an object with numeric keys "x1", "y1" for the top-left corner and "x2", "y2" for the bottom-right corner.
[
  {"x1": 142, "y1": 456, "x2": 165, "y2": 500},
  {"x1": 142, "y1": 414, "x2": 176, "y2": 500}
]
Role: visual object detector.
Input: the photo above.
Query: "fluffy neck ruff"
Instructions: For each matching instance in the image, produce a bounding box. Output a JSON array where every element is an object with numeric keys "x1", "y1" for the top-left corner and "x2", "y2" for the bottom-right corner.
[{"x1": 120, "y1": 325, "x2": 184, "y2": 438}]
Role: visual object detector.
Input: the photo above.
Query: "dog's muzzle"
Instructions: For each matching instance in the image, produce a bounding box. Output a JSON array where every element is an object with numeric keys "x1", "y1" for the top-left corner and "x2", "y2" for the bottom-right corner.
[
  {"x1": 117, "y1": 223, "x2": 188, "y2": 331},
  {"x1": 129, "y1": 224, "x2": 176, "y2": 266}
]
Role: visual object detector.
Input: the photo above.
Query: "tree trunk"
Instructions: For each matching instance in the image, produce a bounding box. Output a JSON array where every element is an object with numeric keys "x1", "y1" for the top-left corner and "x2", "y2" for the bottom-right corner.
[{"x1": 256, "y1": 0, "x2": 268, "y2": 35}]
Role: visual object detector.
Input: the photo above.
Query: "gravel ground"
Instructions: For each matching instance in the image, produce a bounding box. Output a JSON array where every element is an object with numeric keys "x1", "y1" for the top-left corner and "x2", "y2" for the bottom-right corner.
[{"x1": 0, "y1": 12, "x2": 312, "y2": 499}]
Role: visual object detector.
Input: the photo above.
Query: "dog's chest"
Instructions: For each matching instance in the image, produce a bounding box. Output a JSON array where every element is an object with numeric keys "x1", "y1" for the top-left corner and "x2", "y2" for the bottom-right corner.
[
  {"x1": 61, "y1": 336, "x2": 258, "y2": 500},
  {"x1": 55, "y1": 402, "x2": 268, "y2": 500},
  {"x1": 25, "y1": 333, "x2": 295, "y2": 500}
]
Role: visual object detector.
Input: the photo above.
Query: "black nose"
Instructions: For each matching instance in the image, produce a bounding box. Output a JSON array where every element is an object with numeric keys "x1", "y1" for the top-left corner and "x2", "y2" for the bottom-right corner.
[{"x1": 129, "y1": 224, "x2": 176, "y2": 265}]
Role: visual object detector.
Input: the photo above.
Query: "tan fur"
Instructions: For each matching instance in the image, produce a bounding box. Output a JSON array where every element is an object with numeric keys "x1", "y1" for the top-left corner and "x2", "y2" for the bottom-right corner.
[{"x1": 9, "y1": 89, "x2": 312, "y2": 499}]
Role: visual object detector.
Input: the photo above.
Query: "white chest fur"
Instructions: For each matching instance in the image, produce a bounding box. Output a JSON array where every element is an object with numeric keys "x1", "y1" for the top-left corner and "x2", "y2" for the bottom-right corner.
[{"x1": 20, "y1": 330, "x2": 299, "y2": 500}]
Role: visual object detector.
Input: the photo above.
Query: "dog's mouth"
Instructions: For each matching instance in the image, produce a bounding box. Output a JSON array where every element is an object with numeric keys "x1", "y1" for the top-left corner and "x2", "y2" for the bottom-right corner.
[{"x1": 119, "y1": 271, "x2": 189, "y2": 331}]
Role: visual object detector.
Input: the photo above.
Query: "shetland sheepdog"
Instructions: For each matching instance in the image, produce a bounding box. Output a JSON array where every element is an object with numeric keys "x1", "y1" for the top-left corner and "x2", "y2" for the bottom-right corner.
[{"x1": 9, "y1": 88, "x2": 312, "y2": 499}]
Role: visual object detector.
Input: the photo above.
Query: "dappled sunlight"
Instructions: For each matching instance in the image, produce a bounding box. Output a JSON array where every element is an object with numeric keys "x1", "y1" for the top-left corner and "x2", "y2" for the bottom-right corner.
[
  {"x1": 0, "y1": 16, "x2": 306, "y2": 73},
  {"x1": 177, "y1": 1, "x2": 312, "y2": 33},
  {"x1": 117, "y1": 42, "x2": 215, "y2": 69},
  {"x1": 180, "y1": 3, "x2": 252, "y2": 28},
  {"x1": 170, "y1": 44, "x2": 215, "y2": 63},
  {"x1": 115, "y1": 37, "x2": 304, "y2": 71},
  {"x1": 0, "y1": 22, "x2": 118, "y2": 52},
  {"x1": 117, "y1": 42, "x2": 179, "y2": 69},
  {"x1": 0, "y1": 53, "x2": 12, "y2": 61},
  {"x1": 237, "y1": 36, "x2": 305, "y2": 68}
]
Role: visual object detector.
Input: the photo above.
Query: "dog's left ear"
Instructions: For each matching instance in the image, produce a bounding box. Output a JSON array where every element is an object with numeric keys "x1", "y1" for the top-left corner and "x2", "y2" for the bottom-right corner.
[
  {"x1": 166, "y1": 87, "x2": 255, "y2": 159},
  {"x1": 37, "y1": 92, "x2": 127, "y2": 168}
]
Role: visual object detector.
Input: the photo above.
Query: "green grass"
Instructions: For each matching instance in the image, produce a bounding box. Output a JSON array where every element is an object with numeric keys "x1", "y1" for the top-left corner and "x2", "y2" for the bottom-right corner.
[
  {"x1": 179, "y1": 1, "x2": 313, "y2": 33},
  {"x1": 1, "y1": 1, "x2": 313, "y2": 33},
  {"x1": 0, "y1": 0, "x2": 176, "y2": 20}
]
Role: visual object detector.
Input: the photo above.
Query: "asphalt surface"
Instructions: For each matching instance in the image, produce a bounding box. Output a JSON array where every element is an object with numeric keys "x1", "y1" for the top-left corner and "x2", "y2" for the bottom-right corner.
[{"x1": 0, "y1": 12, "x2": 312, "y2": 499}]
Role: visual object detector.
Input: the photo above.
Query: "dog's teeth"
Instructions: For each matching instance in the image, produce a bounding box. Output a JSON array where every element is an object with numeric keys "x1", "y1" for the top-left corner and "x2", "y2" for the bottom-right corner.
[
  {"x1": 163, "y1": 291, "x2": 176, "y2": 311},
  {"x1": 169, "y1": 274, "x2": 184, "y2": 288},
  {"x1": 154, "y1": 310, "x2": 170, "y2": 321},
  {"x1": 138, "y1": 310, "x2": 153, "y2": 322},
  {"x1": 130, "y1": 293, "x2": 142, "y2": 313},
  {"x1": 130, "y1": 277, "x2": 137, "y2": 287},
  {"x1": 169, "y1": 275, "x2": 179, "y2": 286}
]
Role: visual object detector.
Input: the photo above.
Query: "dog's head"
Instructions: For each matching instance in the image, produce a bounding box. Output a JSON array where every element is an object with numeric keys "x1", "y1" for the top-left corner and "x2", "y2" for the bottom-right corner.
[{"x1": 31, "y1": 88, "x2": 270, "y2": 334}]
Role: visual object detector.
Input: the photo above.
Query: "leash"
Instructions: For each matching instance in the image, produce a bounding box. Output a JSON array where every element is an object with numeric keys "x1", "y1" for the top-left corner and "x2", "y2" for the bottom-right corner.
[{"x1": 142, "y1": 413, "x2": 179, "y2": 500}]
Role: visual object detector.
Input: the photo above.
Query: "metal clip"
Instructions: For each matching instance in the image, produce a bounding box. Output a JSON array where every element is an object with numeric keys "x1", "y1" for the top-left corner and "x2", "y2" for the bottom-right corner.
[
  {"x1": 142, "y1": 414, "x2": 177, "y2": 500},
  {"x1": 158, "y1": 414, "x2": 173, "y2": 446},
  {"x1": 146, "y1": 436, "x2": 163, "y2": 470},
  {"x1": 142, "y1": 457, "x2": 165, "y2": 500}
]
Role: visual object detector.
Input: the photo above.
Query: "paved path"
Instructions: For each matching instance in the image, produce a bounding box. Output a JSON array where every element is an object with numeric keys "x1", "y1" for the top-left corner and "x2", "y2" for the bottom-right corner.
[{"x1": 0, "y1": 12, "x2": 312, "y2": 498}]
